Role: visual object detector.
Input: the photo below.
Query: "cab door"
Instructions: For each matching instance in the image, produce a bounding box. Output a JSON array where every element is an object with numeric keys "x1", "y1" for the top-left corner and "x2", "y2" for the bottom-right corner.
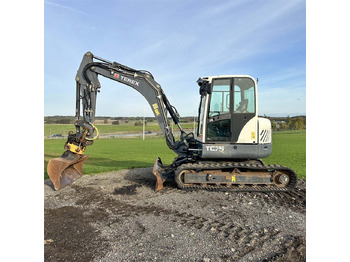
[{"x1": 206, "y1": 78, "x2": 232, "y2": 142}]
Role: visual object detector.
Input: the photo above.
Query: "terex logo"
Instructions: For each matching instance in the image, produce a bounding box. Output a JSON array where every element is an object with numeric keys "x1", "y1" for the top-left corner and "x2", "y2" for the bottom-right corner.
[
  {"x1": 120, "y1": 75, "x2": 140, "y2": 86},
  {"x1": 205, "y1": 146, "x2": 225, "y2": 152}
]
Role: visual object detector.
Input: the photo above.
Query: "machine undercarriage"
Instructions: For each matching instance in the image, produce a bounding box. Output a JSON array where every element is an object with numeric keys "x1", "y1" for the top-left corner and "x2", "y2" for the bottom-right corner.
[{"x1": 153, "y1": 158, "x2": 297, "y2": 192}]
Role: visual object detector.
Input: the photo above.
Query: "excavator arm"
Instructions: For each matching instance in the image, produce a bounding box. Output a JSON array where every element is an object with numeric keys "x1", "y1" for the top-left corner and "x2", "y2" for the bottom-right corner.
[
  {"x1": 47, "y1": 52, "x2": 199, "y2": 191},
  {"x1": 72, "y1": 51, "x2": 186, "y2": 153}
]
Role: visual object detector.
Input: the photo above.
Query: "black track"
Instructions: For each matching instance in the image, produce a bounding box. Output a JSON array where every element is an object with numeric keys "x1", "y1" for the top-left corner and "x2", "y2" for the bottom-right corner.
[{"x1": 175, "y1": 160, "x2": 297, "y2": 192}]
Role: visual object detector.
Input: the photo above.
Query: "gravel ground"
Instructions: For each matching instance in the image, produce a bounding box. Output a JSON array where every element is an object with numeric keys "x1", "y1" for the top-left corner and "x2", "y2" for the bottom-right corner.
[{"x1": 44, "y1": 168, "x2": 306, "y2": 262}]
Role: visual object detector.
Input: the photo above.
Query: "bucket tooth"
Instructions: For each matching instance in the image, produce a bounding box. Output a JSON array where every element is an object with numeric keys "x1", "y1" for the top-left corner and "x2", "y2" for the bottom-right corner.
[{"x1": 47, "y1": 151, "x2": 88, "y2": 190}]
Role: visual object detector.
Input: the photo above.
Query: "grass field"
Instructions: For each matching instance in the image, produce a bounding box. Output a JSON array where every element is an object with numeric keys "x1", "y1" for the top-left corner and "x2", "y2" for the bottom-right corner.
[
  {"x1": 264, "y1": 130, "x2": 306, "y2": 179},
  {"x1": 44, "y1": 137, "x2": 177, "y2": 179},
  {"x1": 44, "y1": 129, "x2": 306, "y2": 180}
]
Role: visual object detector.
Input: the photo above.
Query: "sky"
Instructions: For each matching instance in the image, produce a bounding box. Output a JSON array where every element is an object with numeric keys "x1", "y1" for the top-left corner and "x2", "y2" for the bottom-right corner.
[{"x1": 44, "y1": 0, "x2": 306, "y2": 117}]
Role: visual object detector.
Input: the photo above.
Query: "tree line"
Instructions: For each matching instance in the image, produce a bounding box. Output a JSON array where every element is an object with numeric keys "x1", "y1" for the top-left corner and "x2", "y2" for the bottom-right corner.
[
  {"x1": 269, "y1": 116, "x2": 306, "y2": 131},
  {"x1": 44, "y1": 116, "x2": 197, "y2": 124}
]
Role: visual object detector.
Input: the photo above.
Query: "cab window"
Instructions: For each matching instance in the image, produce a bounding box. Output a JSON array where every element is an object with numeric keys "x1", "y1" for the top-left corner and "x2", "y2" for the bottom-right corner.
[
  {"x1": 233, "y1": 78, "x2": 255, "y2": 113},
  {"x1": 209, "y1": 79, "x2": 230, "y2": 117}
]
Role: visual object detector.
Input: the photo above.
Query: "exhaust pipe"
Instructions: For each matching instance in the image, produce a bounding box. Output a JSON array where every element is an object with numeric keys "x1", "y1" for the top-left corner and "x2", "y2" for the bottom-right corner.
[{"x1": 47, "y1": 150, "x2": 88, "y2": 190}]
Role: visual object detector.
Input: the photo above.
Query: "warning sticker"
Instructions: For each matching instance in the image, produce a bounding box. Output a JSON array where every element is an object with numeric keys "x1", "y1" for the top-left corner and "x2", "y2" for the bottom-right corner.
[{"x1": 251, "y1": 131, "x2": 255, "y2": 139}]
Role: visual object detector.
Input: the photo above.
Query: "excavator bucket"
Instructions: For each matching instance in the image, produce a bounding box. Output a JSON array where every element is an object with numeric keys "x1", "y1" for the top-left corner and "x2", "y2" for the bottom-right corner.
[
  {"x1": 152, "y1": 157, "x2": 175, "y2": 192},
  {"x1": 47, "y1": 151, "x2": 88, "y2": 190}
]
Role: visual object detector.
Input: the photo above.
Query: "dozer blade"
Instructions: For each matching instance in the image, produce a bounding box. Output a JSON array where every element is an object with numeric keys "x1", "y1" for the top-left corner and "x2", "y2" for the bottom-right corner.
[
  {"x1": 152, "y1": 157, "x2": 175, "y2": 192},
  {"x1": 47, "y1": 150, "x2": 88, "y2": 190}
]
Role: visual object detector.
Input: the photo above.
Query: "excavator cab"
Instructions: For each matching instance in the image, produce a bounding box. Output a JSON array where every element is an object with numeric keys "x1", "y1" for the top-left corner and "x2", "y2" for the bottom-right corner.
[
  {"x1": 196, "y1": 76, "x2": 272, "y2": 159},
  {"x1": 198, "y1": 76, "x2": 256, "y2": 142}
]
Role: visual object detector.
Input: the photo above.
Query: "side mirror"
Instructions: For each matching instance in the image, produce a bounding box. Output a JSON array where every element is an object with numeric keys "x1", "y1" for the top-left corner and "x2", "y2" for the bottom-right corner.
[{"x1": 197, "y1": 79, "x2": 211, "y2": 95}]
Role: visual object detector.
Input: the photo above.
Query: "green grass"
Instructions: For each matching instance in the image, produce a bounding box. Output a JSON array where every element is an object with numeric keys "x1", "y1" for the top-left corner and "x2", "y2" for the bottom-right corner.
[
  {"x1": 265, "y1": 130, "x2": 306, "y2": 179},
  {"x1": 44, "y1": 130, "x2": 306, "y2": 180},
  {"x1": 44, "y1": 137, "x2": 177, "y2": 179}
]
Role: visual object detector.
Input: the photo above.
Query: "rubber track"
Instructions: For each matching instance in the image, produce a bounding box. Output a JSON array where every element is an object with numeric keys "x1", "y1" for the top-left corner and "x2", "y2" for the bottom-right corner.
[{"x1": 175, "y1": 161, "x2": 297, "y2": 192}]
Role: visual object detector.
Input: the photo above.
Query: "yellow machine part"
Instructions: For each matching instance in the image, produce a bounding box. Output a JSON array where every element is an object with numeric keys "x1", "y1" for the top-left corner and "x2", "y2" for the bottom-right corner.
[{"x1": 66, "y1": 142, "x2": 86, "y2": 154}]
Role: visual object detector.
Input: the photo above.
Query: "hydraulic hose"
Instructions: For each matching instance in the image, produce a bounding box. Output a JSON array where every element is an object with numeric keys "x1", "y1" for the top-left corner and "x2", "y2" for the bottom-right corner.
[{"x1": 85, "y1": 122, "x2": 99, "y2": 141}]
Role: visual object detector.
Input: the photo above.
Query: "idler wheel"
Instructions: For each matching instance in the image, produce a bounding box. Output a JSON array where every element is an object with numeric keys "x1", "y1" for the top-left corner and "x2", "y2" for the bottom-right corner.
[{"x1": 273, "y1": 171, "x2": 290, "y2": 188}]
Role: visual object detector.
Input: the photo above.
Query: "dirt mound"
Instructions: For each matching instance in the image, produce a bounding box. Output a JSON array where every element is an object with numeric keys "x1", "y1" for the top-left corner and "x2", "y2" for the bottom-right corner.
[{"x1": 44, "y1": 168, "x2": 306, "y2": 261}]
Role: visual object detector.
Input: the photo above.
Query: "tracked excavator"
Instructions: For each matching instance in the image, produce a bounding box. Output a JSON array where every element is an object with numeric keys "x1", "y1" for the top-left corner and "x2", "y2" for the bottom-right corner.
[{"x1": 47, "y1": 52, "x2": 297, "y2": 192}]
